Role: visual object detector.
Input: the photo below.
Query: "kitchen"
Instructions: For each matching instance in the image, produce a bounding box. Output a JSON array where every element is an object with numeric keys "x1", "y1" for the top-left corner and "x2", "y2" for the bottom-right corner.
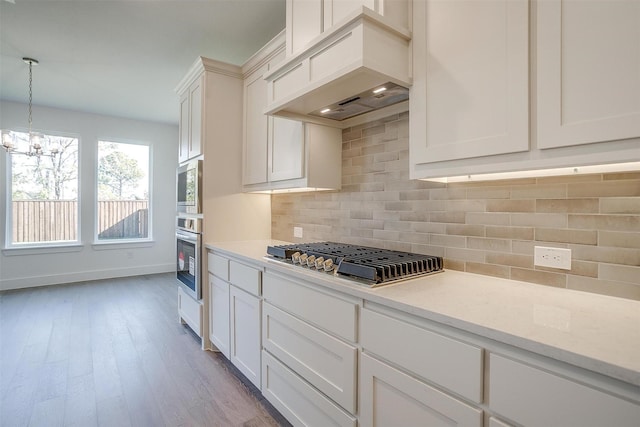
[{"x1": 1, "y1": 0, "x2": 640, "y2": 426}]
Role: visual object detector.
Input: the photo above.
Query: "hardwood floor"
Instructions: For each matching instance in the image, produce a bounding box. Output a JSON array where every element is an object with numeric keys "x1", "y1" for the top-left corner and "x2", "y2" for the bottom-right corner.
[{"x1": 0, "y1": 273, "x2": 291, "y2": 427}]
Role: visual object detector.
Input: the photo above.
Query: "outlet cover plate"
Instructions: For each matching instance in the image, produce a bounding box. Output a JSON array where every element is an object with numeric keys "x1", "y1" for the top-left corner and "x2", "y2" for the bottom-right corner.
[
  {"x1": 293, "y1": 227, "x2": 303, "y2": 238},
  {"x1": 534, "y1": 246, "x2": 572, "y2": 270}
]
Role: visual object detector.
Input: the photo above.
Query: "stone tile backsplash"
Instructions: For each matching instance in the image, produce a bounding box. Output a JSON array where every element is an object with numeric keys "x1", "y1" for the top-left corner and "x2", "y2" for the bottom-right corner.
[{"x1": 271, "y1": 113, "x2": 640, "y2": 300}]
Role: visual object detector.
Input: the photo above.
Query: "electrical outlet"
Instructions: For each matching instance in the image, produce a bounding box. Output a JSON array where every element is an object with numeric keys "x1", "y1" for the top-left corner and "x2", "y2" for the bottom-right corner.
[
  {"x1": 534, "y1": 246, "x2": 571, "y2": 270},
  {"x1": 293, "y1": 227, "x2": 303, "y2": 238}
]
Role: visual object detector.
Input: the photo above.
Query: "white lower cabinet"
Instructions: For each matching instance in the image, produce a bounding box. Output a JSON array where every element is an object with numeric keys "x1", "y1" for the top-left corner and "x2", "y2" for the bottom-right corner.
[
  {"x1": 261, "y1": 350, "x2": 356, "y2": 427},
  {"x1": 489, "y1": 353, "x2": 640, "y2": 427},
  {"x1": 360, "y1": 353, "x2": 483, "y2": 427},
  {"x1": 207, "y1": 250, "x2": 640, "y2": 427},
  {"x1": 208, "y1": 273, "x2": 230, "y2": 358},
  {"x1": 229, "y1": 285, "x2": 262, "y2": 389},
  {"x1": 261, "y1": 271, "x2": 359, "y2": 425},
  {"x1": 207, "y1": 250, "x2": 263, "y2": 388}
]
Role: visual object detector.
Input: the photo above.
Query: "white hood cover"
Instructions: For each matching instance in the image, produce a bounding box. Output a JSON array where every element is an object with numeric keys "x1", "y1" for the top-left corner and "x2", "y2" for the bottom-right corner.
[{"x1": 264, "y1": 8, "x2": 412, "y2": 127}]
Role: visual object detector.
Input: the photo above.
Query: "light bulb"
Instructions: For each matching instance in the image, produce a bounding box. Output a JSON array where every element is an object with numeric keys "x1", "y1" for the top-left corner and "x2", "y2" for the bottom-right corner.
[{"x1": 31, "y1": 134, "x2": 41, "y2": 150}]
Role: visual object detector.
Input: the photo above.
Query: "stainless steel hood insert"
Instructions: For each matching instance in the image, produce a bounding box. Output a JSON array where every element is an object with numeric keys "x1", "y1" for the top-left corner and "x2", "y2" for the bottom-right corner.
[{"x1": 309, "y1": 82, "x2": 409, "y2": 121}]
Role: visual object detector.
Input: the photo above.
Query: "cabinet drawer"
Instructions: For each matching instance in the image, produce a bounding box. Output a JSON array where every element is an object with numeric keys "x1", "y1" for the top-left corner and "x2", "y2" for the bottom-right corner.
[
  {"x1": 263, "y1": 303, "x2": 357, "y2": 413},
  {"x1": 490, "y1": 353, "x2": 640, "y2": 427},
  {"x1": 360, "y1": 353, "x2": 482, "y2": 427},
  {"x1": 262, "y1": 350, "x2": 356, "y2": 427},
  {"x1": 208, "y1": 253, "x2": 229, "y2": 280},
  {"x1": 229, "y1": 260, "x2": 261, "y2": 296},
  {"x1": 263, "y1": 273, "x2": 358, "y2": 342},
  {"x1": 178, "y1": 286, "x2": 202, "y2": 337},
  {"x1": 361, "y1": 308, "x2": 483, "y2": 403}
]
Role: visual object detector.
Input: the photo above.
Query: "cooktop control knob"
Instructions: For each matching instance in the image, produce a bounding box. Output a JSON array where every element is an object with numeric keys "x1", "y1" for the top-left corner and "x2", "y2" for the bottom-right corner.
[
  {"x1": 323, "y1": 258, "x2": 334, "y2": 272},
  {"x1": 299, "y1": 253, "x2": 308, "y2": 265},
  {"x1": 306, "y1": 255, "x2": 316, "y2": 267}
]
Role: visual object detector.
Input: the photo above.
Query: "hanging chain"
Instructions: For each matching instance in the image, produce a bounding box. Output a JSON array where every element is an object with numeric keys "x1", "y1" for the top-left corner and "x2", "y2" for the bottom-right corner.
[{"x1": 28, "y1": 59, "x2": 33, "y2": 134}]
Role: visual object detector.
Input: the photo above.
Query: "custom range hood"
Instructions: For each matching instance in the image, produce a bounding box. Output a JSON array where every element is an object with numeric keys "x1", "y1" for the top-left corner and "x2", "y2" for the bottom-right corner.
[{"x1": 263, "y1": 7, "x2": 412, "y2": 128}]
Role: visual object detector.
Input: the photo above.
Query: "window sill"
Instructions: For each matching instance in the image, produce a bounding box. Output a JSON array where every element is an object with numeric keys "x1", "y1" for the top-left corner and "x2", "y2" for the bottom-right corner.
[
  {"x1": 92, "y1": 240, "x2": 155, "y2": 251},
  {"x1": 2, "y1": 243, "x2": 84, "y2": 256}
]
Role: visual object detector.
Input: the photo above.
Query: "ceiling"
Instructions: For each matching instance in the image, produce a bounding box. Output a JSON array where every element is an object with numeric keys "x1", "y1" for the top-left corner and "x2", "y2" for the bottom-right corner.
[{"x1": 0, "y1": 0, "x2": 285, "y2": 125}]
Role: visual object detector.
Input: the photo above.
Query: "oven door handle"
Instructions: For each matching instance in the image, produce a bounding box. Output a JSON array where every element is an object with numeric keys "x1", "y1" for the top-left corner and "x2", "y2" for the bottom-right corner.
[{"x1": 176, "y1": 231, "x2": 199, "y2": 243}]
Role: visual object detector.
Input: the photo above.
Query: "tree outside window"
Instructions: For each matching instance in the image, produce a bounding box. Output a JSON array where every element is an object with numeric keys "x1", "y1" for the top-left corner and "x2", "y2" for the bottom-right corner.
[
  {"x1": 97, "y1": 141, "x2": 150, "y2": 240},
  {"x1": 6, "y1": 130, "x2": 79, "y2": 244}
]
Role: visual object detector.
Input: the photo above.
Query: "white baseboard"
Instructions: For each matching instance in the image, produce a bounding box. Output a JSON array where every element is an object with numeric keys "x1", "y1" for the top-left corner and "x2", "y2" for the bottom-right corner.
[{"x1": 0, "y1": 263, "x2": 175, "y2": 291}]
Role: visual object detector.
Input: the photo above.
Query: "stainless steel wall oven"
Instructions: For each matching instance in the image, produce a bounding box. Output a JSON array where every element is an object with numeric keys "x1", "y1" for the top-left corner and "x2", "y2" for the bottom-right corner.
[{"x1": 176, "y1": 217, "x2": 202, "y2": 300}]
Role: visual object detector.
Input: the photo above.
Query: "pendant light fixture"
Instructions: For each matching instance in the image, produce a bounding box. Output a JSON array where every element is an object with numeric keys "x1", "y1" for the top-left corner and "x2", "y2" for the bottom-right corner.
[{"x1": 2, "y1": 57, "x2": 58, "y2": 157}]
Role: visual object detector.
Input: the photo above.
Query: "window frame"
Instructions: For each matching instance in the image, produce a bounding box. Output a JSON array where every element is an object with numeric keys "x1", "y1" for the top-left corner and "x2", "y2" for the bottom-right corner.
[
  {"x1": 93, "y1": 138, "x2": 153, "y2": 245},
  {"x1": 3, "y1": 129, "x2": 82, "y2": 250}
]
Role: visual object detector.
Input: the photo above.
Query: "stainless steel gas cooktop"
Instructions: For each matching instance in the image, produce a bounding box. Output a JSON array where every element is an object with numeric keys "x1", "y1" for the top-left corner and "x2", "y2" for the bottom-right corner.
[{"x1": 266, "y1": 242, "x2": 444, "y2": 287}]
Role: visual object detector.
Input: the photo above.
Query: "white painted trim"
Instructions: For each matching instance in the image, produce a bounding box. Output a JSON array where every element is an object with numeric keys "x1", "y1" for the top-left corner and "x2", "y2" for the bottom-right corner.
[
  {"x1": 242, "y1": 29, "x2": 286, "y2": 77},
  {"x1": 0, "y1": 263, "x2": 175, "y2": 291},
  {"x1": 2, "y1": 243, "x2": 84, "y2": 256},
  {"x1": 175, "y1": 56, "x2": 243, "y2": 94},
  {"x1": 91, "y1": 240, "x2": 155, "y2": 250}
]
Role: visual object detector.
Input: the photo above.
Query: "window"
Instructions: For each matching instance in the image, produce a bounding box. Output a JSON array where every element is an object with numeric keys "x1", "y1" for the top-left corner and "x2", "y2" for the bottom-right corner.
[
  {"x1": 6, "y1": 130, "x2": 79, "y2": 245},
  {"x1": 97, "y1": 141, "x2": 150, "y2": 241}
]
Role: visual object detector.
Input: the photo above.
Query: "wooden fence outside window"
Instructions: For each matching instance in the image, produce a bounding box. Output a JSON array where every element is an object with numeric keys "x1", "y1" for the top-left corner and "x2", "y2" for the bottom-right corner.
[{"x1": 12, "y1": 200, "x2": 149, "y2": 243}]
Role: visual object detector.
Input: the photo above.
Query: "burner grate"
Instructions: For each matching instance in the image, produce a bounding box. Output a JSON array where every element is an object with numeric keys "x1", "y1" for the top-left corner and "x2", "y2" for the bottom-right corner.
[{"x1": 267, "y1": 242, "x2": 443, "y2": 285}]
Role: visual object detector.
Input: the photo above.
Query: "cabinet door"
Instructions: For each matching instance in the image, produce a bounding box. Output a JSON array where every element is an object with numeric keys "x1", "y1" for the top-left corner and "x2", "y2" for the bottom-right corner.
[
  {"x1": 410, "y1": 0, "x2": 529, "y2": 164},
  {"x1": 268, "y1": 117, "x2": 304, "y2": 182},
  {"x1": 243, "y1": 66, "x2": 269, "y2": 185},
  {"x1": 188, "y1": 77, "x2": 203, "y2": 159},
  {"x1": 209, "y1": 274, "x2": 229, "y2": 358},
  {"x1": 360, "y1": 353, "x2": 483, "y2": 427},
  {"x1": 287, "y1": 0, "x2": 323, "y2": 56},
  {"x1": 537, "y1": 0, "x2": 640, "y2": 149},
  {"x1": 178, "y1": 90, "x2": 190, "y2": 163},
  {"x1": 229, "y1": 286, "x2": 261, "y2": 389}
]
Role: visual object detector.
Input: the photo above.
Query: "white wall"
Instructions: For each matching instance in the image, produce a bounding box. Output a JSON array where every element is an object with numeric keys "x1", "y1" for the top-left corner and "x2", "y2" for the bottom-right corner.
[{"x1": 0, "y1": 101, "x2": 178, "y2": 290}]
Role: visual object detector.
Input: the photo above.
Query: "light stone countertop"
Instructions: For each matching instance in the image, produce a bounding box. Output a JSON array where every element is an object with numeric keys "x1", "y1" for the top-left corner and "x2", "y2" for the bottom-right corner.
[{"x1": 206, "y1": 240, "x2": 640, "y2": 387}]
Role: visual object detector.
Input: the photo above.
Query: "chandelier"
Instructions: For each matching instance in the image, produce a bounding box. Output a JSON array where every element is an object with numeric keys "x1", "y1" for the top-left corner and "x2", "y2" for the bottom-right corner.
[{"x1": 2, "y1": 57, "x2": 58, "y2": 157}]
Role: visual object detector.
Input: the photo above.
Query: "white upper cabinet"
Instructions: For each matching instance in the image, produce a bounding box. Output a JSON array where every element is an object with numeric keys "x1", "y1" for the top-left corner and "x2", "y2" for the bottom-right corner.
[
  {"x1": 288, "y1": 0, "x2": 323, "y2": 56},
  {"x1": 178, "y1": 75, "x2": 204, "y2": 163},
  {"x1": 243, "y1": 63, "x2": 272, "y2": 186},
  {"x1": 410, "y1": 0, "x2": 640, "y2": 181},
  {"x1": 269, "y1": 117, "x2": 304, "y2": 182},
  {"x1": 410, "y1": 0, "x2": 529, "y2": 165},
  {"x1": 537, "y1": 0, "x2": 640, "y2": 149},
  {"x1": 242, "y1": 31, "x2": 343, "y2": 192},
  {"x1": 286, "y1": 0, "x2": 409, "y2": 57}
]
